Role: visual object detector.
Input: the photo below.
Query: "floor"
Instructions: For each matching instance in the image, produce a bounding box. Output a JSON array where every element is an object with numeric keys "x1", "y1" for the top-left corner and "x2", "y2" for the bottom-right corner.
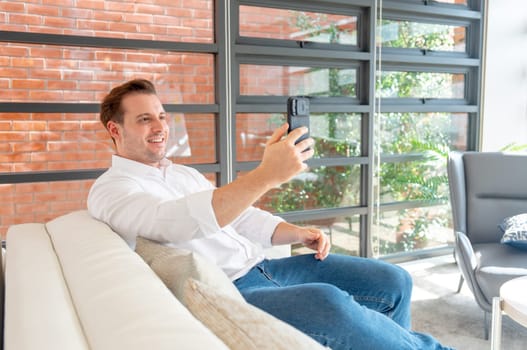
[{"x1": 401, "y1": 255, "x2": 527, "y2": 350}]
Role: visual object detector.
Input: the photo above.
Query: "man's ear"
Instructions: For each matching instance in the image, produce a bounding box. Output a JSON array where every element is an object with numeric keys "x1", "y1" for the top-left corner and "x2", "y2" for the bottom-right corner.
[{"x1": 107, "y1": 121, "x2": 121, "y2": 141}]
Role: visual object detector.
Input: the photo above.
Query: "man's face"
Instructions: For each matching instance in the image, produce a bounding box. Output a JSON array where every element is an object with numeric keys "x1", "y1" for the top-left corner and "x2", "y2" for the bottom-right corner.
[{"x1": 107, "y1": 92, "x2": 169, "y2": 167}]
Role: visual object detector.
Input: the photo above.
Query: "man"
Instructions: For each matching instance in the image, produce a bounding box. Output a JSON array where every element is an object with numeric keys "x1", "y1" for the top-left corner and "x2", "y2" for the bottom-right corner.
[{"x1": 88, "y1": 79, "x2": 453, "y2": 349}]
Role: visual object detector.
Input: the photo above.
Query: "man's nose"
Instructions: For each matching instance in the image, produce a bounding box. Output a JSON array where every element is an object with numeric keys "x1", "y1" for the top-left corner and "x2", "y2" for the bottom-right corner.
[{"x1": 151, "y1": 117, "x2": 166, "y2": 131}]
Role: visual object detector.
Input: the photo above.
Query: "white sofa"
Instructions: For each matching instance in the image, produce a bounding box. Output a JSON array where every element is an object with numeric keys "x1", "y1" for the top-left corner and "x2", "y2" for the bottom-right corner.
[{"x1": 3, "y1": 210, "x2": 314, "y2": 350}]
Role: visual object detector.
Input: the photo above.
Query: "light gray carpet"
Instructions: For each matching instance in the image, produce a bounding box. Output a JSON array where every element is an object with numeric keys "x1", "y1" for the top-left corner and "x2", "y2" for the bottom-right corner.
[{"x1": 401, "y1": 255, "x2": 527, "y2": 350}]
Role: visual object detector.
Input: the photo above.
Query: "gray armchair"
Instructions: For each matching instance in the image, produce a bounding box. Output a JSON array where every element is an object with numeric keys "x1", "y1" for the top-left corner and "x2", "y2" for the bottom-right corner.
[{"x1": 448, "y1": 151, "x2": 527, "y2": 338}]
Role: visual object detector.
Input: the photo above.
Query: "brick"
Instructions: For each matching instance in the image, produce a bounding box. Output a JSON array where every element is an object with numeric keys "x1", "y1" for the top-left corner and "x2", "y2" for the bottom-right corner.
[
  {"x1": 62, "y1": 91, "x2": 96, "y2": 102},
  {"x1": 166, "y1": 8, "x2": 193, "y2": 18},
  {"x1": 27, "y1": 26, "x2": 63, "y2": 35},
  {"x1": 108, "y1": 22, "x2": 139, "y2": 33},
  {"x1": 0, "y1": 143, "x2": 12, "y2": 153},
  {"x1": 92, "y1": 11, "x2": 122, "y2": 22},
  {"x1": 123, "y1": 13, "x2": 153, "y2": 24},
  {"x1": 15, "y1": 183, "x2": 49, "y2": 194},
  {"x1": 12, "y1": 79, "x2": 46, "y2": 89},
  {"x1": 48, "y1": 121, "x2": 80, "y2": 131},
  {"x1": 0, "y1": 121, "x2": 12, "y2": 131},
  {"x1": 63, "y1": 49, "x2": 95, "y2": 61},
  {"x1": 30, "y1": 151, "x2": 63, "y2": 162},
  {"x1": 13, "y1": 121, "x2": 46, "y2": 131},
  {"x1": 12, "y1": 142, "x2": 46, "y2": 153},
  {"x1": 0, "y1": 67, "x2": 28, "y2": 79},
  {"x1": 94, "y1": 50, "x2": 125, "y2": 61},
  {"x1": 80, "y1": 120, "x2": 104, "y2": 131},
  {"x1": 49, "y1": 181, "x2": 82, "y2": 191},
  {"x1": 30, "y1": 68, "x2": 62, "y2": 80},
  {"x1": 26, "y1": 4, "x2": 60, "y2": 16},
  {"x1": 34, "y1": 192, "x2": 67, "y2": 202},
  {"x1": 61, "y1": 8, "x2": 92, "y2": 19},
  {"x1": 47, "y1": 80, "x2": 77, "y2": 90},
  {"x1": 0, "y1": 132, "x2": 27, "y2": 142},
  {"x1": 27, "y1": 130, "x2": 64, "y2": 142},
  {"x1": 28, "y1": 90, "x2": 64, "y2": 101},
  {"x1": 0, "y1": 203, "x2": 15, "y2": 216},
  {"x1": 9, "y1": 13, "x2": 42, "y2": 25},
  {"x1": 47, "y1": 141, "x2": 82, "y2": 152},
  {"x1": 76, "y1": 0, "x2": 105, "y2": 10},
  {"x1": 62, "y1": 70, "x2": 94, "y2": 81},
  {"x1": 0, "y1": 2, "x2": 25, "y2": 12},
  {"x1": 13, "y1": 162, "x2": 49, "y2": 172}
]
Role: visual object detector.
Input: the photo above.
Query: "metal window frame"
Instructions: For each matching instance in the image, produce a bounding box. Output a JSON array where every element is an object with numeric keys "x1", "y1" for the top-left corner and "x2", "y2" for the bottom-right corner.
[{"x1": 1, "y1": 0, "x2": 485, "y2": 261}]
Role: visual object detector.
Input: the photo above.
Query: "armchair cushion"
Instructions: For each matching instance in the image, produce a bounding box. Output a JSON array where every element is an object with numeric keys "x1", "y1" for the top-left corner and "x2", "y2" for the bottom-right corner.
[
  {"x1": 474, "y1": 243, "x2": 527, "y2": 305},
  {"x1": 499, "y1": 213, "x2": 527, "y2": 250}
]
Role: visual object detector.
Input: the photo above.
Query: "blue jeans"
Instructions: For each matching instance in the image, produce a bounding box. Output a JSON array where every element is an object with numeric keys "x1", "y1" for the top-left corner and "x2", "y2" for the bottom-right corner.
[{"x1": 234, "y1": 254, "x2": 454, "y2": 350}]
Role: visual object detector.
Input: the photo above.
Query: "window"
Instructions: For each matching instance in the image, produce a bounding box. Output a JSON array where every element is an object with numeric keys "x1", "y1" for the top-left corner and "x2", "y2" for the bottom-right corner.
[{"x1": 1, "y1": 0, "x2": 485, "y2": 262}]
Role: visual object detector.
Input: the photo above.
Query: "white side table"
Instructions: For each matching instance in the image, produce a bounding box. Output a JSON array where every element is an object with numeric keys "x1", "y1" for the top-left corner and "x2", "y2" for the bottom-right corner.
[{"x1": 491, "y1": 276, "x2": 527, "y2": 350}]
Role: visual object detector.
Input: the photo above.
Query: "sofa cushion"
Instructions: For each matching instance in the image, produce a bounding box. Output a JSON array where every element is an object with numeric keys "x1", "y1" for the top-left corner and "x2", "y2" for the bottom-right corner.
[
  {"x1": 45, "y1": 211, "x2": 228, "y2": 350},
  {"x1": 135, "y1": 237, "x2": 243, "y2": 305},
  {"x1": 499, "y1": 213, "x2": 527, "y2": 250},
  {"x1": 184, "y1": 278, "x2": 327, "y2": 350}
]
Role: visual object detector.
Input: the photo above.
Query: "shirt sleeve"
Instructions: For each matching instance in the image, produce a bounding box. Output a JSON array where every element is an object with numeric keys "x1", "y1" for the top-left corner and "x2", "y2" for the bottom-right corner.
[
  {"x1": 229, "y1": 206, "x2": 284, "y2": 248},
  {"x1": 87, "y1": 169, "x2": 221, "y2": 247}
]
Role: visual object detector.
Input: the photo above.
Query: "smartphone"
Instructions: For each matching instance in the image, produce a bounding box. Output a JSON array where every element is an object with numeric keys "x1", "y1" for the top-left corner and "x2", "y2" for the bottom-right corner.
[{"x1": 287, "y1": 96, "x2": 310, "y2": 147}]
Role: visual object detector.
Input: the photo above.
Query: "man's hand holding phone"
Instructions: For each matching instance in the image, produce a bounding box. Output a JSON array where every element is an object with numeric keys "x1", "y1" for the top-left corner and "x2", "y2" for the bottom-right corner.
[{"x1": 287, "y1": 96, "x2": 311, "y2": 152}]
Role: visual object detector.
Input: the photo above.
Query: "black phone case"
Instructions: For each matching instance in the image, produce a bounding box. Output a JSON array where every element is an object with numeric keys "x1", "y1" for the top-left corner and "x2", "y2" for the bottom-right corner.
[{"x1": 287, "y1": 96, "x2": 310, "y2": 145}]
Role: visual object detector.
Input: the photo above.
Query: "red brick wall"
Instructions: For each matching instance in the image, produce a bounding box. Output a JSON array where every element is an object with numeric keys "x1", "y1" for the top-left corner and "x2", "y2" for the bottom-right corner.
[{"x1": 0, "y1": 0, "x2": 217, "y2": 237}]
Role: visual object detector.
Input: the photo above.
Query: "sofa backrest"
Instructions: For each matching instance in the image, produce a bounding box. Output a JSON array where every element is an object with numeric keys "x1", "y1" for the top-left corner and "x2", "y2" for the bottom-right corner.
[{"x1": 5, "y1": 210, "x2": 228, "y2": 350}]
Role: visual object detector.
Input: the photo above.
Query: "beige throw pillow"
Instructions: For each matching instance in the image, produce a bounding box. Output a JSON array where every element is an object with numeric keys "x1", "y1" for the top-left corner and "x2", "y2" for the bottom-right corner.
[
  {"x1": 184, "y1": 278, "x2": 328, "y2": 350},
  {"x1": 134, "y1": 237, "x2": 244, "y2": 304}
]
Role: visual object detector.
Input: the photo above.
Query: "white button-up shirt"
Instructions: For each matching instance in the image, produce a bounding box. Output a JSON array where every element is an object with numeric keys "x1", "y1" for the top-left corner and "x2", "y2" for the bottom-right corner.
[{"x1": 87, "y1": 155, "x2": 284, "y2": 280}]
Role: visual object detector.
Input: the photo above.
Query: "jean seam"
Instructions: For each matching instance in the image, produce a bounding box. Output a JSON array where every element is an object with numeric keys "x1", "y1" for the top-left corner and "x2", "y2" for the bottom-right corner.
[
  {"x1": 354, "y1": 295, "x2": 395, "y2": 309},
  {"x1": 306, "y1": 332, "x2": 345, "y2": 349},
  {"x1": 257, "y1": 264, "x2": 281, "y2": 287}
]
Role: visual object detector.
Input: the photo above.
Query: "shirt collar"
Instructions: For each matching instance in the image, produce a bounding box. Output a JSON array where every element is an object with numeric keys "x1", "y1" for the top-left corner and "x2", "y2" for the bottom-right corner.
[{"x1": 111, "y1": 155, "x2": 172, "y2": 177}]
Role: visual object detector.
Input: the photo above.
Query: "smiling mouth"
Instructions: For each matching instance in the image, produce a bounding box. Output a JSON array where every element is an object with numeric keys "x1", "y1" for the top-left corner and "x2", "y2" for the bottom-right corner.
[{"x1": 147, "y1": 135, "x2": 165, "y2": 144}]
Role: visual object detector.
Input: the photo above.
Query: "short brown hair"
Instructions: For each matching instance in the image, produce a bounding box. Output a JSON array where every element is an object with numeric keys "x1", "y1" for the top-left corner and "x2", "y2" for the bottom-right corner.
[{"x1": 100, "y1": 78, "x2": 157, "y2": 130}]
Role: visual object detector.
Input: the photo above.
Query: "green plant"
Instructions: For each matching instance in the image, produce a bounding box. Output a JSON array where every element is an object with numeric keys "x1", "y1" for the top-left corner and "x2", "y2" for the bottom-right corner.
[{"x1": 272, "y1": 12, "x2": 457, "y2": 255}]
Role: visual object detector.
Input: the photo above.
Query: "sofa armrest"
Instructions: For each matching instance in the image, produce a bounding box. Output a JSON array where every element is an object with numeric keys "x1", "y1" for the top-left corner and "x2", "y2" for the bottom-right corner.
[{"x1": 5, "y1": 224, "x2": 89, "y2": 350}]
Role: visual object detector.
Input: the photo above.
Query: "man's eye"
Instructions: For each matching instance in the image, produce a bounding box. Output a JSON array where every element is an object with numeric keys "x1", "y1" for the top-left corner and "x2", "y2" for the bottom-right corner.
[{"x1": 140, "y1": 117, "x2": 150, "y2": 122}]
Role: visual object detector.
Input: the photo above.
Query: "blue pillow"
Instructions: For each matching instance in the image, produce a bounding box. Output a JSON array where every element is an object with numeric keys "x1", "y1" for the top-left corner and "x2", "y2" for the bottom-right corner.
[{"x1": 499, "y1": 213, "x2": 527, "y2": 250}]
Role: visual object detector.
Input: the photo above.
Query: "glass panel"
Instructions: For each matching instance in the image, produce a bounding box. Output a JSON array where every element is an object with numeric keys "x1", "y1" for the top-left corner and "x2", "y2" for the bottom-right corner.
[
  {"x1": 380, "y1": 112, "x2": 469, "y2": 155},
  {"x1": 0, "y1": 112, "x2": 112, "y2": 172},
  {"x1": 312, "y1": 113, "x2": 362, "y2": 158},
  {"x1": 236, "y1": 112, "x2": 361, "y2": 162},
  {"x1": 0, "y1": 179, "x2": 95, "y2": 238},
  {"x1": 167, "y1": 113, "x2": 217, "y2": 164},
  {"x1": 0, "y1": 0, "x2": 213, "y2": 43},
  {"x1": 239, "y1": 6, "x2": 358, "y2": 45},
  {"x1": 0, "y1": 172, "x2": 218, "y2": 238},
  {"x1": 0, "y1": 112, "x2": 216, "y2": 173},
  {"x1": 379, "y1": 71, "x2": 465, "y2": 99},
  {"x1": 240, "y1": 64, "x2": 357, "y2": 97},
  {"x1": 379, "y1": 159, "x2": 449, "y2": 203},
  {"x1": 291, "y1": 215, "x2": 360, "y2": 256},
  {"x1": 252, "y1": 164, "x2": 361, "y2": 213},
  {"x1": 0, "y1": 43, "x2": 215, "y2": 103},
  {"x1": 236, "y1": 113, "x2": 282, "y2": 162},
  {"x1": 435, "y1": 0, "x2": 468, "y2": 5},
  {"x1": 380, "y1": 20, "x2": 466, "y2": 52},
  {"x1": 372, "y1": 205, "x2": 453, "y2": 257}
]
